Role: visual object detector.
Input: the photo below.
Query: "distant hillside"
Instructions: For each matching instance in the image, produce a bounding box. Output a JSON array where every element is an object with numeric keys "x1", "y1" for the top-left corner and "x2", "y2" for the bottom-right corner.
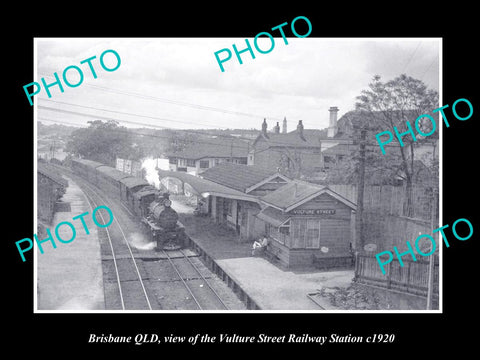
[
  {"x1": 129, "y1": 127, "x2": 259, "y2": 158},
  {"x1": 37, "y1": 121, "x2": 77, "y2": 137}
]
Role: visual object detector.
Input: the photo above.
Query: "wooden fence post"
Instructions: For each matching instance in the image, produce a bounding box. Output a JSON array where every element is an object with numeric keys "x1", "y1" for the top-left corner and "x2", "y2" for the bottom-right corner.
[{"x1": 354, "y1": 252, "x2": 359, "y2": 280}]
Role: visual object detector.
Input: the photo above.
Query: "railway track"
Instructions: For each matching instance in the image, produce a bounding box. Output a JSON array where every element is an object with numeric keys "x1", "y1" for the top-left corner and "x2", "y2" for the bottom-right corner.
[
  {"x1": 163, "y1": 249, "x2": 229, "y2": 310},
  {"x1": 78, "y1": 178, "x2": 153, "y2": 310},
  {"x1": 49, "y1": 164, "x2": 238, "y2": 310}
]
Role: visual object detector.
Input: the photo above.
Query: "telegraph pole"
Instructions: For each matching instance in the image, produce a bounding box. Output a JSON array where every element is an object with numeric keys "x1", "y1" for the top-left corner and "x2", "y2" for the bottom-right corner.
[
  {"x1": 355, "y1": 129, "x2": 367, "y2": 251},
  {"x1": 50, "y1": 140, "x2": 56, "y2": 160}
]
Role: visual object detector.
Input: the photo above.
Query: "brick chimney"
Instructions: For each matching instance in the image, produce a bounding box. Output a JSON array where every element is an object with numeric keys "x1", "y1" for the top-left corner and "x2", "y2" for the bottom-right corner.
[
  {"x1": 327, "y1": 107, "x2": 339, "y2": 138},
  {"x1": 273, "y1": 122, "x2": 280, "y2": 134},
  {"x1": 297, "y1": 120, "x2": 305, "y2": 141},
  {"x1": 261, "y1": 118, "x2": 268, "y2": 136},
  {"x1": 282, "y1": 116, "x2": 287, "y2": 133}
]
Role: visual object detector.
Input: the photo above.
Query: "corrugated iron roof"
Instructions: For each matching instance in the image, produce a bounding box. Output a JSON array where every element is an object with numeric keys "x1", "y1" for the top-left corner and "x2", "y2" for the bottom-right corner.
[
  {"x1": 256, "y1": 207, "x2": 290, "y2": 227},
  {"x1": 158, "y1": 169, "x2": 259, "y2": 203},
  {"x1": 260, "y1": 180, "x2": 356, "y2": 211},
  {"x1": 260, "y1": 180, "x2": 326, "y2": 210},
  {"x1": 200, "y1": 163, "x2": 280, "y2": 192}
]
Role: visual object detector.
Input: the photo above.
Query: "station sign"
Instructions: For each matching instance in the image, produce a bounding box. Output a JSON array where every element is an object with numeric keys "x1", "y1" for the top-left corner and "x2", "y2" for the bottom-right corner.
[{"x1": 290, "y1": 209, "x2": 335, "y2": 215}]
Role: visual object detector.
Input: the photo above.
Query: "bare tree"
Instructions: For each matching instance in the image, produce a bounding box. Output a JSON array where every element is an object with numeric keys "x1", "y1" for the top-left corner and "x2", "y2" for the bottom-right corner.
[{"x1": 278, "y1": 147, "x2": 303, "y2": 179}]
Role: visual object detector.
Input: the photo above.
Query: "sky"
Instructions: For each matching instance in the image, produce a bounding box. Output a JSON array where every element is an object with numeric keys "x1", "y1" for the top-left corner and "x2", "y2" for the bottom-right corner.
[{"x1": 35, "y1": 37, "x2": 440, "y2": 132}]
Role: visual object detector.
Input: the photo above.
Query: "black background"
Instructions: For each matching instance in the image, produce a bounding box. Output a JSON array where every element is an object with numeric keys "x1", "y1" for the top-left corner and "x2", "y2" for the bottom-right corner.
[{"x1": 5, "y1": 4, "x2": 478, "y2": 355}]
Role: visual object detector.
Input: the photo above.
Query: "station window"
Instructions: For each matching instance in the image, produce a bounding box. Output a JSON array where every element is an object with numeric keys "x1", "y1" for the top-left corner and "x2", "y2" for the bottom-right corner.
[
  {"x1": 225, "y1": 199, "x2": 232, "y2": 216},
  {"x1": 305, "y1": 219, "x2": 320, "y2": 249},
  {"x1": 186, "y1": 159, "x2": 196, "y2": 167},
  {"x1": 267, "y1": 220, "x2": 291, "y2": 246},
  {"x1": 291, "y1": 219, "x2": 320, "y2": 249},
  {"x1": 280, "y1": 220, "x2": 290, "y2": 235},
  {"x1": 199, "y1": 160, "x2": 210, "y2": 168}
]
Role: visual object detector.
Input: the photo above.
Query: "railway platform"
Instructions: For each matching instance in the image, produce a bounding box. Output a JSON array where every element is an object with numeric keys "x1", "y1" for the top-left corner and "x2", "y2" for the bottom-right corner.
[
  {"x1": 174, "y1": 200, "x2": 354, "y2": 311},
  {"x1": 36, "y1": 176, "x2": 105, "y2": 311}
]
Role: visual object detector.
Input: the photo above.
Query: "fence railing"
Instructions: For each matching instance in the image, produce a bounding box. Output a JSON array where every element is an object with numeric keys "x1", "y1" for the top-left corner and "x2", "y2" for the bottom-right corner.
[
  {"x1": 329, "y1": 184, "x2": 434, "y2": 220},
  {"x1": 354, "y1": 252, "x2": 439, "y2": 298}
]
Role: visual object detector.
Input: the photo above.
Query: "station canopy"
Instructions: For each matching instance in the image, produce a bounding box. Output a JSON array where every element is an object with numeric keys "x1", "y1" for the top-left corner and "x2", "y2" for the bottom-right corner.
[{"x1": 157, "y1": 169, "x2": 259, "y2": 203}]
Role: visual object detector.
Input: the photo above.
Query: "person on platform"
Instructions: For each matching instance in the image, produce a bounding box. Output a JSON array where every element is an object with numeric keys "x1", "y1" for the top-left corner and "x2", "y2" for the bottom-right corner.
[{"x1": 252, "y1": 236, "x2": 268, "y2": 256}]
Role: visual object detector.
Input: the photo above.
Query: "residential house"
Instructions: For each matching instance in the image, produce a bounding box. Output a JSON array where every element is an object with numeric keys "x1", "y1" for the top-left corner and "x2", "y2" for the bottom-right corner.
[
  {"x1": 166, "y1": 136, "x2": 250, "y2": 176},
  {"x1": 248, "y1": 108, "x2": 352, "y2": 177}
]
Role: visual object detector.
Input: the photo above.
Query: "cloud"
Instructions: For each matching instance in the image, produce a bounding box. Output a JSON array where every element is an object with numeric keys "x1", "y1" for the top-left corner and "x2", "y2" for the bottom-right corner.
[{"x1": 36, "y1": 38, "x2": 441, "y2": 131}]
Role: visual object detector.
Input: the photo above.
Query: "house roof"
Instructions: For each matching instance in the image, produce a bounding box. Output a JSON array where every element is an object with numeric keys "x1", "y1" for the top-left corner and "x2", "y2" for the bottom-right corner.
[
  {"x1": 199, "y1": 163, "x2": 287, "y2": 193},
  {"x1": 260, "y1": 180, "x2": 357, "y2": 212},
  {"x1": 166, "y1": 137, "x2": 250, "y2": 160},
  {"x1": 252, "y1": 130, "x2": 323, "y2": 148},
  {"x1": 37, "y1": 162, "x2": 68, "y2": 187},
  {"x1": 157, "y1": 169, "x2": 259, "y2": 203}
]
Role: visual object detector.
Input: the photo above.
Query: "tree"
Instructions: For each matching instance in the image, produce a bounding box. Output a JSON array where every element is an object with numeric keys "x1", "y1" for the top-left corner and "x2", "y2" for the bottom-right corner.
[
  {"x1": 65, "y1": 120, "x2": 143, "y2": 166},
  {"x1": 355, "y1": 74, "x2": 439, "y2": 217},
  {"x1": 164, "y1": 130, "x2": 199, "y2": 154},
  {"x1": 278, "y1": 147, "x2": 303, "y2": 178}
]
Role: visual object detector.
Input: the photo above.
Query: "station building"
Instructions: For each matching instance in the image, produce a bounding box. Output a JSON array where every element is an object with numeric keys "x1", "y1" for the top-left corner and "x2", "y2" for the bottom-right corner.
[
  {"x1": 158, "y1": 163, "x2": 356, "y2": 269},
  {"x1": 257, "y1": 180, "x2": 356, "y2": 268},
  {"x1": 158, "y1": 163, "x2": 289, "y2": 240},
  {"x1": 199, "y1": 163, "x2": 290, "y2": 240}
]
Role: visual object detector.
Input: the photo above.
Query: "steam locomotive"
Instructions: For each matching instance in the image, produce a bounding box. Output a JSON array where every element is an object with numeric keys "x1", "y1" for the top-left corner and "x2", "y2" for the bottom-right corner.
[
  {"x1": 70, "y1": 158, "x2": 188, "y2": 251},
  {"x1": 141, "y1": 192, "x2": 187, "y2": 251}
]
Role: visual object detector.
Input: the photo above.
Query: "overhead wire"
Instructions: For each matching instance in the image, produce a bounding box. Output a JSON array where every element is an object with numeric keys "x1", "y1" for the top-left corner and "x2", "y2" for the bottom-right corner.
[
  {"x1": 37, "y1": 115, "x2": 328, "y2": 158},
  {"x1": 402, "y1": 42, "x2": 422, "y2": 74},
  {"x1": 40, "y1": 99, "x2": 234, "y2": 129},
  {"x1": 38, "y1": 101, "x2": 332, "y2": 150},
  {"x1": 37, "y1": 116, "x2": 254, "y2": 152},
  {"x1": 37, "y1": 72, "x2": 285, "y2": 121}
]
